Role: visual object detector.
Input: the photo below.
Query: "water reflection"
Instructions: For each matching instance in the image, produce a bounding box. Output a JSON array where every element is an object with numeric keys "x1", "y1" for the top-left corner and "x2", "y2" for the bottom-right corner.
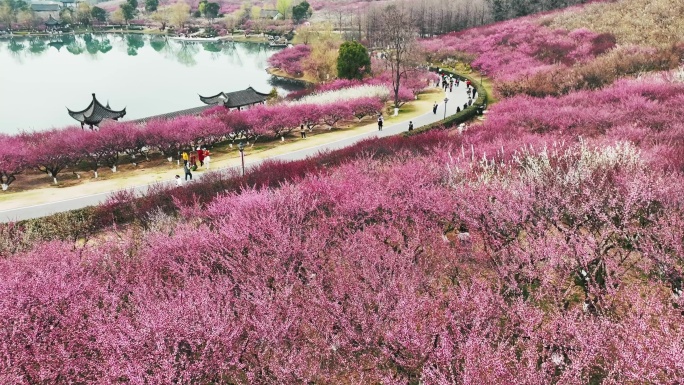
[
  {"x1": 149, "y1": 36, "x2": 167, "y2": 52},
  {"x1": 83, "y1": 34, "x2": 112, "y2": 55},
  {"x1": 0, "y1": 34, "x2": 282, "y2": 65},
  {"x1": 28, "y1": 38, "x2": 47, "y2": 54},
  {"x1": 126, "y1": 34, "x2": 145, "y2": 56}
]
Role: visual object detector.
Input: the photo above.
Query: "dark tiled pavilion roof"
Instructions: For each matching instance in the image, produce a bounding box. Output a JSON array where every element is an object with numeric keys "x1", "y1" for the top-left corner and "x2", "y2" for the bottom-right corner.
[
  {"x1": 67, "y1": 93, "x2": 126, "y2": 127},
  {"x1": 45, "y1": 14, "x2": 60, "y2": 26},
  {"x1": 199, "y1": 87, "x2": 269, "y2": 108}
]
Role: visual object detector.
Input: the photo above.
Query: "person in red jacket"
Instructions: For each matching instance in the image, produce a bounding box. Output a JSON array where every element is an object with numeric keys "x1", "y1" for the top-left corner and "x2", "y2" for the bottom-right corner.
[{"x1": 197, "y1": 148, "x2": 205, "y2": 167}]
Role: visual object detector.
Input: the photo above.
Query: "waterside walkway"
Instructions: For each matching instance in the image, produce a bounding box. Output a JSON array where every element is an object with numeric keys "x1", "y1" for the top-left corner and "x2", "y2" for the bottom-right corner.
[{"x1": 0, "y1": 85, "x2": 473, "y2": 222}]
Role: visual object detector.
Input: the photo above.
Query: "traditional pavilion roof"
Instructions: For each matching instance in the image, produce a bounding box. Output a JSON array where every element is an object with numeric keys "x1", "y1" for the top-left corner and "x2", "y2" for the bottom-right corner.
[
  {"x1": 67, "y1": 93, "x2": 126, "y2": 127},
  {"x1": 45, "y1": 14, "x2": 60, "y2": 26},
  {"x1": 199, "y1": 87, "x2": 269, "y2": 108}
]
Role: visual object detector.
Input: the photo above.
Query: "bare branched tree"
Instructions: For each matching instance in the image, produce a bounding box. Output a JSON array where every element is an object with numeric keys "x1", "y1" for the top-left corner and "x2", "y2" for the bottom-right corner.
[{"x1": 377, "y1": 3, "x2": 418, "y2": 109}]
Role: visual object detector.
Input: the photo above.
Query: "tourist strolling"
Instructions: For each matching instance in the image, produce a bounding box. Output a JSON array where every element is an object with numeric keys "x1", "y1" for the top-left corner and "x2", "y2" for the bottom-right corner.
[
  {"x1": 197, "y1": 148, "x2": 205, "y2": 167},
  {"x1": 377, "y1": 115, "x2": 384, "y2": 131},
  {"x1": 189, "y1": 153, "x2": 197, "y2": 168},
  {"x1": 182, "y1": 151, "x2": 189, "y2": 166},
  {"x1": 408, "y1": 121, "x2": 414, "y2": 131},
  {"x1": 433, "y1": 102, "x2": 438, "y2": 114},
  {"x1": 204, "y1": 150, "x2": 211, "y2": 170},
  {"x1": 300, "y1": 124, "x2": 307, "y2": 139},
  {"x1": 184, "y1": 163, "x2": 193, "y2": 181}
]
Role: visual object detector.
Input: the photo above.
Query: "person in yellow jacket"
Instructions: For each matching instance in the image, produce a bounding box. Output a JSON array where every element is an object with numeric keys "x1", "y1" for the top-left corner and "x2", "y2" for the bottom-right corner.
[{"x1": 182, "y1": 151, "x2": 189, "y2": 166}]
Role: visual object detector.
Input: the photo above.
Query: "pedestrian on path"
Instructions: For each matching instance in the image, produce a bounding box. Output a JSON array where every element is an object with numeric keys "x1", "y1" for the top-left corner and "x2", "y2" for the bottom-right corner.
[
  {"x1": 175, "y1": 175, "x2": 183, "y2": 187},
  {"x1": 433, "y1": 102, "x2": 438, "y2": 114},
  {"x1": 408, "y1": 121, "x2": 414, "y2": 131},
  {"x1": 182, "y1": 151, "x2": 189, "y2": 166},
  {"x1": 300, "y1": 124, "x2": 307, "y2": 139},
  {"x1": 204, "y1": 150, "x2": 211, "y2": 170},
  {"x1": 197, "y1": 148, "x2": 205, "y2": 167},
  {"x1": 184, "y1": 163, "x2": 193, "y2": 181},
  {"x1": 377, "y1": 115, "x2": 384, "y2": 131}
]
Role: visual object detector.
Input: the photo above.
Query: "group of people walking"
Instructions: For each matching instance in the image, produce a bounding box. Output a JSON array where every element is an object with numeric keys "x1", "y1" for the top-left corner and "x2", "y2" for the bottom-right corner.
[{"x1": 176, "y1": 148, "x2": 211, "y2": 186}]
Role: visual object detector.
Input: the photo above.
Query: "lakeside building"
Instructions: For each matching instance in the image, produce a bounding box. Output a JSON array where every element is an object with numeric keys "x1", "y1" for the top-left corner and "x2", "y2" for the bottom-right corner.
[
  {"x1": 199, "y1": 87, "x2": 270, "y2": 111},
  {"x1": 67, "y1": 93, "x2": 126, "y2": 129}
]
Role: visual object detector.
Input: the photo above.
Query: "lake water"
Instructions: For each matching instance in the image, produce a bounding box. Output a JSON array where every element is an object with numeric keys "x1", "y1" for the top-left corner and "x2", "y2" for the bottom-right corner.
[{"x1": 0, "y1": 34, "x2": 298, "y2": 134}]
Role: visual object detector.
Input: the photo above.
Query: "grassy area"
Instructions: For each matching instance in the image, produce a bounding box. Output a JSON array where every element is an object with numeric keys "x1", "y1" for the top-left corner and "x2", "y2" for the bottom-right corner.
[
  {"x1": 548, "y1": 0, "x2": 684, "y2": 46},
  {"x1": 266, "y1": 67, "x2": 318, "y2": 85}
]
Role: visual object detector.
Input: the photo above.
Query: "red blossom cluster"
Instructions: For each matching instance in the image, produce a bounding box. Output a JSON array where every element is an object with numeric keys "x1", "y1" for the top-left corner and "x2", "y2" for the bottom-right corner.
[{"x1": 267, "y1": 44, "x2": 312, "y2": 76}]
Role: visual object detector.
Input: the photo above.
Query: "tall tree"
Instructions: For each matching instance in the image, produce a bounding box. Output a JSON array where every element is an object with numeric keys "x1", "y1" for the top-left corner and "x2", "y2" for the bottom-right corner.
[
  {"x1": 168, "y1": 0, "x2": 190, "y2": 29},
  {"x1": 489, "y1": 0, "x2": 508, "y2": 21},
  {"x1": 90, "y1": 6, "x2": 107, "y2": 22},
  {"x1": 337, "y1": 41, "x2": 371, "y2": 80},
  {"x1": 292, "y1": 0, "x2": 309, "y2": 23},
  {"x1": 120, "y1": 2, "x2": 136, "y2": 24},
  {"x1": 150, "y1": 6, "x2": 170, "y2": 29},
  {"x1": 145, "y1": 0, "x2": 158, "y2": 13},
  {"x1": 75, "y1": 2, "x2": 92, "y2": 26},
  {"x1": 204, "y1": 2, "x2": 219, "y2": 20},
  {"x1": 377, "y1": 4, "x2": 417, "y2": 108},
  {"x1": 276, "y1": 0, "x2": 291, "y2": 19}
]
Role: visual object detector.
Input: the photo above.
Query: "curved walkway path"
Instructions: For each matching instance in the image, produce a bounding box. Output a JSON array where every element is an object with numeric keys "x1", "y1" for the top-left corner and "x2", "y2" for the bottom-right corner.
[{"x1": 0, "y1": 85, "x2": 471, "y2": 223}]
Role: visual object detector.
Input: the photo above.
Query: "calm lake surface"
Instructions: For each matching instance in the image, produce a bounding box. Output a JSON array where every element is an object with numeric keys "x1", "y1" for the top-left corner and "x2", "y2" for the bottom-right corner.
[{"x1": 0, "y1": 34, "x2": 297, "y2": 134}]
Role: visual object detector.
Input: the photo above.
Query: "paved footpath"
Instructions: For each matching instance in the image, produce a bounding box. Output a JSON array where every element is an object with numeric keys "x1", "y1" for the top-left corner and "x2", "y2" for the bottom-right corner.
[{"x1": 0, "y1": 85, "x2": 472, "y2": 223}]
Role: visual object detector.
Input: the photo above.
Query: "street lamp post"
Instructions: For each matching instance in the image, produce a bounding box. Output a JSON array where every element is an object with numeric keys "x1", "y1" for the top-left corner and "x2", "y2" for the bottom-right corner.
[
  {"x1": 443, "y1": 97, "x2": 449, "y2": 120},
  {"x1": 238, "y1": 141, "x2": 245, "y2": 176}
]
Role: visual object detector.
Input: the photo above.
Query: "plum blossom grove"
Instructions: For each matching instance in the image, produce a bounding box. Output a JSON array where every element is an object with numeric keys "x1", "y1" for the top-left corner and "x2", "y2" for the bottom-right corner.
[
  {"x1": 3, "y1": 3, "x2": 684, "y2": 383},
  {"x1": 1, "y1": 122, "x2": 684, "y2": 382},
  {"x1": 0, "y1": 95, "x2": 392, "y2": 188},
  {"x1": 2, "y1": 76, "x2": 684, "y2": 383}
]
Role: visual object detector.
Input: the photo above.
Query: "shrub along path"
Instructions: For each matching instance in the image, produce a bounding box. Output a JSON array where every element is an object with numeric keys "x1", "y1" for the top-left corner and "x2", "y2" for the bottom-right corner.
[{"x1": 0, "y1": 84, "x2": 472, "y2": 222}]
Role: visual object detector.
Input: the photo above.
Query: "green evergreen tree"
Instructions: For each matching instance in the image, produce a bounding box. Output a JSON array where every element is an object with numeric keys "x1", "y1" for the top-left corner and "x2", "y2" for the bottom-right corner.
[
  {"x1": 337, "y1": 41, "x2": 371, "y2": 80},
  {"x1": 204, "y1": 2, "x2": 219, "y2": 20},
  {"x1": 292, "y1": 1, "x2": 310, "y2": 23},
  {"x1": 120, "y1": 2, "x2": 136, "y2": 23},
  {"x1": 91, "y1": 6, "x2": 107, "y2": 22},
  {"x1": 144, "y1": 0, "x2": 158, "y2": 13}
]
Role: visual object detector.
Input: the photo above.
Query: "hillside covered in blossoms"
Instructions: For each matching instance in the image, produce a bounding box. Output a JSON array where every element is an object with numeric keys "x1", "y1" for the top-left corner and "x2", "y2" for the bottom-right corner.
[{"x1": 1, "y1": 0, "x2": 684, "y2": 383}]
